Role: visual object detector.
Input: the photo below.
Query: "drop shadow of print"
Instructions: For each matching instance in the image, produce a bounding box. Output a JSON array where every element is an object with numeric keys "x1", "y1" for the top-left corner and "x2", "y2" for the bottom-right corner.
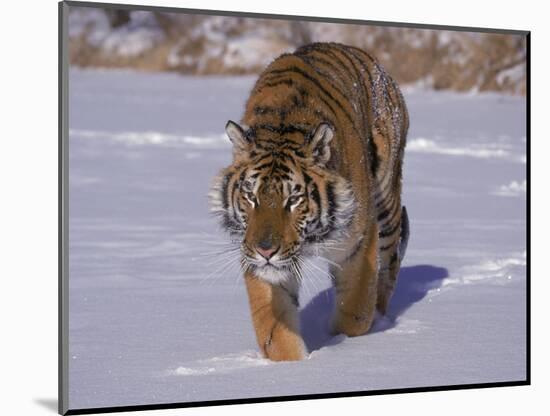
[
  {"x1": 33, "y1": 398, "x2": 58, "y2": 413},
  {"x1": 300, "y1": 264, "x2": 449, "y2": 353}
]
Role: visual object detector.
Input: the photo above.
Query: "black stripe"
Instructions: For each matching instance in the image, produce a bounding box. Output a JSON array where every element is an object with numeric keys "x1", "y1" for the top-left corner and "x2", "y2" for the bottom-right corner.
[
  {"x1": 346, "y1": 45, "x2": 377, "y2": 70},
  {"x1": 368, "y1": 139, "x2": 380, "y2": 176},
  {"x1": 252, "y1": 123, "x2": 311, "y2": 135},
  {"x1": 377, "y1": 195, "x2": 399, "y2": 222},
  {"x1": 236, "y1": 198, "x2": 244, "y2": 215},
  {"x1": 276, "y1": 173, "x2": 292, "y2": 181},
  {"x1": 221, "y1": 171, "x2": 234, "y2": 210},
  {"x1": 311, "y1": 46, "x2": 360, "y2": 90},
  {"x1": 377, "y1": 203, "x2": 394, "y2": 223},
  {"x1": 275, "y1": 162, "x2": 291, "y2": 173},
  {"x1": 324, "y1": 45, "x2": 380, "y2": 175},
  {"x1": 340, "y1": 47, "x2": 382, "y2": 121},
  {"x1": 302, "y1": 171, "x2": 312, "y2": 185},
  {"x1": 343, "y1": 236, "x2": 365, "y2": 263},
  {"x1": 262, "y1": 78, "x2": 294, "y2": 89},
  {"x1": 379, "y1": 220, "x2": 401, "y2": 238},
  {"x1": 290, "y1": 92, "x2": 306, "y2": 109},
  {"x1": 276, "y1": 143, "x2": 305, "y2": 160},
  {"x1": 281, "y1": 151, "x2": 299, "y2": 167},
  {"x1": 374, "y1": 176, "x2": 394, "y2": 201},
  {"x1": 231, "y1": 172, "x2": 245, "y2": 225},
  {"x1": 345, "y1": 48, "x2": 383, "y2": 177},
  {"x1": 265, "y1": 66, "x2": 359, "y2": 134},
  {"x1": 341, "y1": 45, "x2": 374, "y2": 90},
  {"x1": 326, "y1": 182, "x2": 336, "y2": 229},
  {"x1": 381, "y1": 199, "x2": 402, "y2": 230},
  {"x1": 328, "y1": 47, "x2": 367, "y2": 109},
  {"x1": 350, "y1": 45, "x2": 398, "y2": 111},
  {"x1": 253, "y1": 152, "x2": 273, "y2": 163},
  {"x1": 326, "y1": 45, "x2": 373, "y2": 118},
  {"x1": 254, "y1": 161, "x2": 274, "y2": 171},
  {"x1": 258, "y1": 70, "x2": 334, "y2": 128},
  {"x1": 338, "y1": 48, "x2": 381, "y2": 175},
  {"x1": 380, "y1": 241, "x2": 396, "y2": 251},
  {"x1": 303, "y1": 51, "x2": 352, "y2": 85},
  {"x1": 375, "y1": 190, "x2": 391, "y2": 208},
  {"x1": 317, "y1": 95, "x2": 340, "y2": 124},
  {"x1": 269, "y1": 151, "x2": 292, "y2": 162},
  {"x1": 231, "y1": 193, "x2": 241, "y2": 228},
  {"x1": 253, "y1": 101, "x2": 306, "y2": 117},
  {"x1": 252, "y1": 140, "x2": 269, "y2": 151},
  {"x1": 310, "y1": 183, "x2": 321, "y2": 209},
  {"x1": 294, "y1": 53, "x2": 351, "y2": 100}
]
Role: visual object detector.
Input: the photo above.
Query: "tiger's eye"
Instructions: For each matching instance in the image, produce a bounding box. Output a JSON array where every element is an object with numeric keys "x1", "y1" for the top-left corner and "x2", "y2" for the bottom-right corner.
[
  {"x1": 286, "y1": 195, "x2": 302, "y2": 210},
  {"x1": 288, "y1": 196, "x2": 299, "y2": 205}
]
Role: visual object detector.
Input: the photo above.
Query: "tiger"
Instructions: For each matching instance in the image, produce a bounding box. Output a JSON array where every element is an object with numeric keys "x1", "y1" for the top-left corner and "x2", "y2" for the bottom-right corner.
[{"x1": 210, "y1": 42, "x2": 409, "y2": 361}]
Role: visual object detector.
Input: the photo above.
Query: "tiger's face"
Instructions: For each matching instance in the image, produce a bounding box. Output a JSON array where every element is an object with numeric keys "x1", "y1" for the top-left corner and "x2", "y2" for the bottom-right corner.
[{"x1": 210, "y1": 120, "x2": 356, "y2": 284}]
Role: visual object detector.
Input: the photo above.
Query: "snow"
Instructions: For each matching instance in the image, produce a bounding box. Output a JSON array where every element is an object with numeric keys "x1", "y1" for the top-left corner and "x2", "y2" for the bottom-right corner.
[
  {"x1": 493, "y1": 180, "x2": 527, "y2": 197},
  {"x1": 67, "y1": 68, "x2": 526, "y2": 410},
  {"x1": 69, "y1": 129, "x2": 228, "y2": 148},
  {"x1": 171, "y1": 351, "x2": 271, "y2": 376},
  {"x1": 407, "y1": 137, "x2": 525, "y2": 162}
]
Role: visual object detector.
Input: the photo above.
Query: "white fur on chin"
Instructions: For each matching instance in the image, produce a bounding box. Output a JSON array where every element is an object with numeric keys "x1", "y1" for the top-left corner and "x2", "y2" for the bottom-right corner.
[{"x1": 254, "y1": 265, "x2": 292, "y2": 285}]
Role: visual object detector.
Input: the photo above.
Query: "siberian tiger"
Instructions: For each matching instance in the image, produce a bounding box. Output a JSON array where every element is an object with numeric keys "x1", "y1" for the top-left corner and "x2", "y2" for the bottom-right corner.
[{"x1": 210, "y1": 42, "x2": 409, "y2": 361}]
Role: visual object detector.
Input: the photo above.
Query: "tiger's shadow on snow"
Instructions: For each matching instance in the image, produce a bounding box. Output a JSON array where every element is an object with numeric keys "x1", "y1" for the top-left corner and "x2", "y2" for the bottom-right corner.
[{"x1": 300, "y1": 265, "x2": 449, "y2": 353}]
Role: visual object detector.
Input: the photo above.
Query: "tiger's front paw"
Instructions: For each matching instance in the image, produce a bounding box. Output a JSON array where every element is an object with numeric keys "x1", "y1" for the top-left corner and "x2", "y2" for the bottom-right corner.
[{"x1": 262, "y1": 324, "x2": 307, "y2": 361}]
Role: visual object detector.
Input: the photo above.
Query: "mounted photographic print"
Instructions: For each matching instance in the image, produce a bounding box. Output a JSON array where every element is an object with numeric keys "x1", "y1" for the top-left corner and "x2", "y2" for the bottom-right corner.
[{"x1": 59, "y1": 1, "x2": 529, "y2": 414}]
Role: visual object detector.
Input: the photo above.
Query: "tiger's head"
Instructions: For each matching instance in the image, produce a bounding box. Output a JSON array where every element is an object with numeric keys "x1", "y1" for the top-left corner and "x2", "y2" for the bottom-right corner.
[{"x1": 210, "y1": 120, "x2": 356, "y2": 284}]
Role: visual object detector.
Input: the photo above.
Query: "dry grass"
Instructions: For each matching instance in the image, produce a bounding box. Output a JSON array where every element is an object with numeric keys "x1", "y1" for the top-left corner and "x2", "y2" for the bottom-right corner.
[{"x1": 68, "y1": 9, "x2": 526, "y2": 94}]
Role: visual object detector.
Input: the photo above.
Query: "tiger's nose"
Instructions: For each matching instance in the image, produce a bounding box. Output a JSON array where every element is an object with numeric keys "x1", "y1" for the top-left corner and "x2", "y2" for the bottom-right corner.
[{"x1": 256, "y1": 244, "x2": 278, "y2": 260}]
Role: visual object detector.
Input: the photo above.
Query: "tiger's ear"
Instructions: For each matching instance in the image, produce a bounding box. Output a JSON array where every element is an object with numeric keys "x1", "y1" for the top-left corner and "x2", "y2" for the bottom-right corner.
[
  {"x1": 307, "y1": 123, "x2": 334, "y2": 166},
  {"x1": 225, "y1": 120, "x2": 251, "y2": 152}
]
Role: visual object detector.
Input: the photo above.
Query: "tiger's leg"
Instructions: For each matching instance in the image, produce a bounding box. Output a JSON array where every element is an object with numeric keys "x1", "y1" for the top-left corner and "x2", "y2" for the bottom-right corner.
[
  {"x1": 244, "y1": 271, "x2": 306, "y2": 361},
  {"x1": 331, "y1": 223, "x2": 379, "y2": 337},
  {"x1": 376, "y1": 205, "x2": 406, "y2": 315}
]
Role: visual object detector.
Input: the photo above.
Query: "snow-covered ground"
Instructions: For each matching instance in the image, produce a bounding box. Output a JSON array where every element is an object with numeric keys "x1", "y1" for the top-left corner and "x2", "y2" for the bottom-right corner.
[{"x1": 67, "y1": 69, "x2": 527, "y2": 410}]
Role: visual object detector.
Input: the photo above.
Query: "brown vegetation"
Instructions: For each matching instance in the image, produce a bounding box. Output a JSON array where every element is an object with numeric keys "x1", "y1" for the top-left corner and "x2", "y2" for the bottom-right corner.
[{"x1": 68, "y1": 8, "x2": 526, "y2": 94}]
